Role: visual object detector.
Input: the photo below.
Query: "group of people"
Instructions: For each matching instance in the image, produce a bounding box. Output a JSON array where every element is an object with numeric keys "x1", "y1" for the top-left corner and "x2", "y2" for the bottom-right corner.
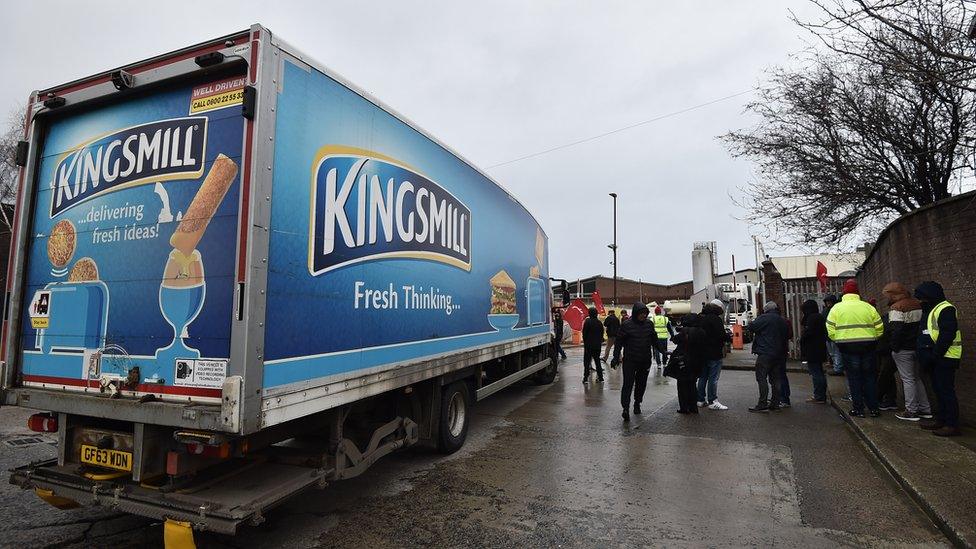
[
  {"x1": 748, "y1": 278, "x2": 962, "y2": 437},
  {"x1": 573, "y1": 299, "x2": 732, "y2": 421},
  {"x1": 555, "y1": 277, "x2": 962, "y2": 436}
]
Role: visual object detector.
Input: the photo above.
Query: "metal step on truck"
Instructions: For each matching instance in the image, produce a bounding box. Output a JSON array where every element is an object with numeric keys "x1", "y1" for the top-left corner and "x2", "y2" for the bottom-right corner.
[{"x1": 2, "y1": 24, "x2": 558, "y2": 545}]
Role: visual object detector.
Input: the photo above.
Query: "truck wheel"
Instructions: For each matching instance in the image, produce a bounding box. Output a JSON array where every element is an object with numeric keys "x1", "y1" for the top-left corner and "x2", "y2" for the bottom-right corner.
[
  {"x1": 437, "y1": 382, "x2": 470, "y2": 454},
  {"x1": 533, "y1": 354, "x2": 558, "y2": 385}
]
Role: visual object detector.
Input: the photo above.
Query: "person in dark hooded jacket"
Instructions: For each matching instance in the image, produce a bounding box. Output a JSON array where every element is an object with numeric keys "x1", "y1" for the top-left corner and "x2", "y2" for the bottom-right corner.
[
  {"x1": 602, "y1": 310, "x2": 620, "y2": 363},
  {"x1": 612, "y1": 303, "x2": 659, "y2": 421},
  {"x1": 799, "y1": 299, "x2": 828, "y2": 402},
  {"x1": 581, "y1": 307, "x2": 605, "y2": 383},
  {"x1": 697, "y1": 300, "x2": 731, "y2": 410},
  {"x1": 914, "y1": 281, "x2": 963, "y2": 436},
  {"x1": 673, "y1": 313, "x2": 707, "y2": 414}
]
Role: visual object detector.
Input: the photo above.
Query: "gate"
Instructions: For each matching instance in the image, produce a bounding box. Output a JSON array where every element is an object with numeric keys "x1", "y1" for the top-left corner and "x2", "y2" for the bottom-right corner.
[{"x1": 782, "y1": 278, "x2": 848, "y2": 359}]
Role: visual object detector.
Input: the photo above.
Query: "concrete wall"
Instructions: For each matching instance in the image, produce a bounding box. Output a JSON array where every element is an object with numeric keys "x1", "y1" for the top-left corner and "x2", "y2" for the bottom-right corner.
[{"x1": 856, "y1": 191, "x2": 976, "y2": 426}]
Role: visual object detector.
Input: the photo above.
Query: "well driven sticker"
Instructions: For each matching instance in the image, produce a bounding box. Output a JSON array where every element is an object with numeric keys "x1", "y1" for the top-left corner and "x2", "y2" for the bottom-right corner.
[{"x1": 190, "y1": 77, "x2": 246, "y2": 114}]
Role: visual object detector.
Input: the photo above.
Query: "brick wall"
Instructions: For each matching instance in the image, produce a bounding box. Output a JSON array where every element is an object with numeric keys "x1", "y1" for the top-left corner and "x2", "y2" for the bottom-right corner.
[{"x1": 856, "y1": 191, "x2": 976, "y2": 427}]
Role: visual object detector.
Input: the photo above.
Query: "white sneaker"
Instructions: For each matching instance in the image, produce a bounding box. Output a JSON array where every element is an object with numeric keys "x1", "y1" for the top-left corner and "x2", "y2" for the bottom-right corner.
[
  {"x1": 697, "y1": 401, "x2": 707, "y2": 408},
  {"x1": 708, "y1": 401, "x2": 729, "y2": 411}
]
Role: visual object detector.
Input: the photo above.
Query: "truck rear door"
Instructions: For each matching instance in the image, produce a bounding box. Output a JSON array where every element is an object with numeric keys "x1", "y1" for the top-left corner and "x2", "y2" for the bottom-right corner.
[{"x1": 11, "y1": 56, "x2": 251, "y2": 404}]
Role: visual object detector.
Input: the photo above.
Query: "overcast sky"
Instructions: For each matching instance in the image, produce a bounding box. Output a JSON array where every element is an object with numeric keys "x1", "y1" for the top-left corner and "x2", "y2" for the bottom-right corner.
[{"x1": 2, "y1": 0, "x2": 826, "y2": 284}]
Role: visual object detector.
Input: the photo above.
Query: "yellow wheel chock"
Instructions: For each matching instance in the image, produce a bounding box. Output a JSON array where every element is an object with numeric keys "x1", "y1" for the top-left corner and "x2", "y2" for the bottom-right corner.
[
  {"x1": 34, "y1": 488, "x2": 80, "y2": 509},
  {"x1": 164, "y1": 519, "x2": 197, "y2": 549}
]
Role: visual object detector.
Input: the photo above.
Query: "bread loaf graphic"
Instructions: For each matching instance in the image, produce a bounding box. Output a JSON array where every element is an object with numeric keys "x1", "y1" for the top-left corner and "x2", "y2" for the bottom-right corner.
[{"x1": 170, "y1": 154, "x2": 238, "y2": 255}]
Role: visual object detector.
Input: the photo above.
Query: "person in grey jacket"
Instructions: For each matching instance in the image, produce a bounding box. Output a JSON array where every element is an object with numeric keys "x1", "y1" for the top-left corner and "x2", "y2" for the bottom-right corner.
[{"x1": 747, "y1": 301, "x2": 790, "y2": 412}]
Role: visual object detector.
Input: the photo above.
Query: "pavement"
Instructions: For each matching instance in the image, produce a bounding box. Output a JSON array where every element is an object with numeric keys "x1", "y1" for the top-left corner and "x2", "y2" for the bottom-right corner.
[
  {"x1": 0, "y1": 347, "x2": 952, "y2": 548},
  {"x1": 826, "y1": 374, "x2": 976, "y2": 548}
]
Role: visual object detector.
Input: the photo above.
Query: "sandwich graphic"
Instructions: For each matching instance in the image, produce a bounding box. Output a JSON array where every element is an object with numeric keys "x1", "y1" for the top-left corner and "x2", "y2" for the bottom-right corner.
[{"x1": 489, "y1": 270, "x2": 516, "y2": 315}]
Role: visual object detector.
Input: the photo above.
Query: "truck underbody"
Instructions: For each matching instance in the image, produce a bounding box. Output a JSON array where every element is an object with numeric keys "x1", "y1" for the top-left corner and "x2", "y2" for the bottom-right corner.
[{"x1": 9, "y1": 342, "x2": 556, "y2": 535}]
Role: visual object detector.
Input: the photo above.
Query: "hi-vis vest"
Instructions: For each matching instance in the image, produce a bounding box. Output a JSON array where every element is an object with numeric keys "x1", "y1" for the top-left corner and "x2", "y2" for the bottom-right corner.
[
  {"x1": 826, "y1": 293, "x2": 884, "y2": 343},
  {"x1": 654, "y1": 316, "x2": 670, "y2": 340},
  {"x1": 928, "y1": 301, "x2": 963, "y2": 359}
]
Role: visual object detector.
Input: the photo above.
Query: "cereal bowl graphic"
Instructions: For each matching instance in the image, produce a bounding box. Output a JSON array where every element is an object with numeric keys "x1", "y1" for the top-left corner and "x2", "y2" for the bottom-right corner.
[{"x1": 487, "y1": 270, "x2": 519, "y2": 331}]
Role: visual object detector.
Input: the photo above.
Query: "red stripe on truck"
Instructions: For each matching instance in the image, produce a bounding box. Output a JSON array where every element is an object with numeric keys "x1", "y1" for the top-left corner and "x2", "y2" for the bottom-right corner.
[{"x1": 21, "y1": 374, "x2": 221, "y2": 398}]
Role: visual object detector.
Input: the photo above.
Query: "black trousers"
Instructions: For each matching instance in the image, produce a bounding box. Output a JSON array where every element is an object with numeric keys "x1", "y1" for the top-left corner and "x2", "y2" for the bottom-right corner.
[
  {"x1": 677, "y1": 375, "x2": 698, "y2": 412},
  {"x1": 621, "y1": 360, "x2": 650, "y2": 410},
  {"x1": 755, "y1": 354, "x2": 783, "y2": 406},
  {"x1": 583, "y1": 345, "x2": 603, "y2": 379},
  {"x1": 932, "y1": 358, "x2": 960, "y2": 427}
]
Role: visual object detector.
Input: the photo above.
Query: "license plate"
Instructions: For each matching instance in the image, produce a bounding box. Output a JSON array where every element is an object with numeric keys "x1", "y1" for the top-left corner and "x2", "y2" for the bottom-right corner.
[{"x1": 79, "y1": 445, "x2": 132, "y2": 472}]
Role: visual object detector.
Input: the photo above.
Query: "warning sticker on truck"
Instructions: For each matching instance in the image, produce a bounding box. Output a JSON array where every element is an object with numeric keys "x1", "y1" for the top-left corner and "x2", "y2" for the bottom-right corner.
[
  {"x1": 29, "y1": 290, "x2": 51, "y2": 329},
  {"x1": 189, "y1": 76, "x2": 246, "y2": 114},
  {"x1": 174, "y1": 358, "x2": 227, "y2": 388}
]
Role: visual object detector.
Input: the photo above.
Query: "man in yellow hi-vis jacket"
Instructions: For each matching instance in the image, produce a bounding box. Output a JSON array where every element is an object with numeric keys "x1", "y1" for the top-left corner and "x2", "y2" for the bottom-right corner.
[
  {"x1": 827, "y1": 279, "x2": 884, "y2": 418},
  {"x1": 915, "y1": 281, "x2": 963, "y2": 437}
]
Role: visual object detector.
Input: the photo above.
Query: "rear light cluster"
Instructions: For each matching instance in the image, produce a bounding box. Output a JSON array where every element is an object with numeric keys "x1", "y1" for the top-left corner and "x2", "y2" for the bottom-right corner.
[{"x1": 27, "y1": 413, "x2": 57, "y2": 433}]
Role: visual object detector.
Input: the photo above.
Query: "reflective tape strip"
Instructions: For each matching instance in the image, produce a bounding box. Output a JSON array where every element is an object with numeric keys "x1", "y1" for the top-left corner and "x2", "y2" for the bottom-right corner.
[{"x1": 832, "y1": 324, "x2": 880, "y2": 330}]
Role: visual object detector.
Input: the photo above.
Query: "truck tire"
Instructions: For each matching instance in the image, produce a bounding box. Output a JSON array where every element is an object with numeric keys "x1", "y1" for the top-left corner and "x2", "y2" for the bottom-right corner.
[{"x1": 437, "y1": 381, "x2": 470, "y2": 454}]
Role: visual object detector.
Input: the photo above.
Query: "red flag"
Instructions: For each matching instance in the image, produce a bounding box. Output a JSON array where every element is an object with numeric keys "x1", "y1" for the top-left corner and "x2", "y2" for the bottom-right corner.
[
  {"x1": 592, "y1": 290, "x2": 606, "y2": 315},
  {"x1": 816, "y1": 260, "x2": 828, "y2": 291},
  {"x1": 563, "y1": 299, "x2": 589, "y2": 332}
]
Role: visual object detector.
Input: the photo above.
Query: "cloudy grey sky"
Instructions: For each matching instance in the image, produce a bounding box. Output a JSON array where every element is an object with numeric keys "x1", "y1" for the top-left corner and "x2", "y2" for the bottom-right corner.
[{"x1": 2, "y1": 0, "x2": 824, "y2": 284}]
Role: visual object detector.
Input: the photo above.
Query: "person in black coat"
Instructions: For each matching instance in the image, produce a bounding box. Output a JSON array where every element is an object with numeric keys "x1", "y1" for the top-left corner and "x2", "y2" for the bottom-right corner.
[
  {"x1": 601, "y1": 310, "x2": 620, "y2": 363},
  {"x1": 552, "y1": 308, "x2": 567, "y2": 361},
  {"x1": 611, "y1": 303, "x2": 659, "y2": 421},
  {"x1": 673, "y1": 313, "x2": 707, "y2": 414},
  {"x1": 581, "y1": 307, "x2": 605, "y2": 383},
  {"x1": 799, "y1": 299, "x2": 828, "y2": 403}
]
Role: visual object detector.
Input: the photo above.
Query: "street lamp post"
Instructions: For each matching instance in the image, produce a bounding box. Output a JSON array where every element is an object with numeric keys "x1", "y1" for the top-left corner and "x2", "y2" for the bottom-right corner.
[{"x1": 608, "y1": 192, "x2": 618, "y2": 307}]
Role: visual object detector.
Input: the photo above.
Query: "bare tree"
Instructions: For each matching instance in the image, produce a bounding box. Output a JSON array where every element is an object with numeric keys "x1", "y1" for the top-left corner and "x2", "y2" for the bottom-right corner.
[
  {"x1": 801, "y1": 1, "x2": 976, "y2": 89},
  {"x1": 722, "y1": 1, "x2": 976, "y2": 247},
  {"x1": 0, "y1": 111, "x2": 24, "y2": 231}
]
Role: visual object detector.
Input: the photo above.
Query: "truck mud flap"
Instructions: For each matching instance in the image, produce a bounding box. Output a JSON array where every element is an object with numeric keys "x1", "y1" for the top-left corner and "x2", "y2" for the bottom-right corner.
[{"x1": 9, "y1": 459, "x2": 332, "y2": 535}]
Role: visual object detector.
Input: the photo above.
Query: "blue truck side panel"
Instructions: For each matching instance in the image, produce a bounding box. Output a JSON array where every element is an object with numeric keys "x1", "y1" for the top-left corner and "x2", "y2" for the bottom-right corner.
[{"x1": 264, "y1": 59, "x2": 550, "y2": 389}]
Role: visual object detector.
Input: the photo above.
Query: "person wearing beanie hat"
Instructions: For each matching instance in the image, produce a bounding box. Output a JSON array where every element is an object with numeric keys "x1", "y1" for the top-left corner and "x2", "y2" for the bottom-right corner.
[
  {"x1": 827, "y1": 281, "x2": 885, "y2": 418},
  {"x1": 823, "y1": 294, "x2": 843, "y2": 375}
]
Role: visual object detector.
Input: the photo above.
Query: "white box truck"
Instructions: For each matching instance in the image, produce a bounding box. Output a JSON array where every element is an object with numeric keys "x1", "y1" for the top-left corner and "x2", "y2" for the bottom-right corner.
[{"x1": 2, "y1": 24, "x2": 557, "y2": 538}]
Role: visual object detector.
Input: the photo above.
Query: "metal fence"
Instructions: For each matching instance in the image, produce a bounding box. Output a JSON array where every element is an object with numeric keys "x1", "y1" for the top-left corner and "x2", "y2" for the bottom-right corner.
[{"x1": 782, "y1": 278, "x2": 848, "y2": 359}]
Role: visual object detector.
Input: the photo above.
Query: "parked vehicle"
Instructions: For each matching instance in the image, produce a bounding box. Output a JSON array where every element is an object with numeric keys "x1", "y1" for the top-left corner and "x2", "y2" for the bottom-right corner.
[{"x1": 2, "y1": 25, "x2": 556, "y2": 540}]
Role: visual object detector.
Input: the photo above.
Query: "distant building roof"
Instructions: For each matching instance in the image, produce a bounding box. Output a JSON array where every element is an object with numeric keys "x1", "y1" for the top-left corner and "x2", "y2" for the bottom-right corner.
[{"x1": 770, "y1": 253, "x2": 862, "y2": 280}]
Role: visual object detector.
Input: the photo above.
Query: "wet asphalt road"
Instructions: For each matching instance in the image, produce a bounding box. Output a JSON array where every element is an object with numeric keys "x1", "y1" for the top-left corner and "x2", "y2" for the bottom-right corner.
[{"x1": 0, "y1": 347, "x2": 949, "y2": 548}]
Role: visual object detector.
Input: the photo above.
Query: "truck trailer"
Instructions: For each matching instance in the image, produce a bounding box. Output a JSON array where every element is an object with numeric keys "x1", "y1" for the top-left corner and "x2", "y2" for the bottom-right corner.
[{"x1": 2, "y1": 24, "x2": 557, "y2": 539}]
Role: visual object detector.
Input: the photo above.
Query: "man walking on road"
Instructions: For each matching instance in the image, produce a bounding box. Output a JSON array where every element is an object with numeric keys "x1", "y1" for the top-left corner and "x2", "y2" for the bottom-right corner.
[
  {"x1": 883, "y1": 283, "x2": 933, "y2": 422},
  {"x1": 552, "y1": 308, "x2": 567, "y2": 361},
  {"x1": 602, "y1": 310, "x2": 620, "y2": 363},
  {"x1": 827, "y1": 279, "x2": 884, "y2": 418},
  {"x1": 915, "y1": 282, "x2": 963, "y2": 437},
  {"x1": 698, "y1": 299, "x2": 730, "y2": 410},
  {"x1": 612, "y1": 303, "x2": 659, "y2": 422},
  {"x1": 582, "y1": 307, "x2": 605, "y2": 383},
  {"x1": 748, "y1": 301, "x2": 790, "y2": 412}
]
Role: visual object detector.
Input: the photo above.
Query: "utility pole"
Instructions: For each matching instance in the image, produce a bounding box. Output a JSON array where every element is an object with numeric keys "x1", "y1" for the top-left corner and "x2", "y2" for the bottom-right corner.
[{"x1": 608, "y1": 192, "x2": 618, "y2": 307}]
